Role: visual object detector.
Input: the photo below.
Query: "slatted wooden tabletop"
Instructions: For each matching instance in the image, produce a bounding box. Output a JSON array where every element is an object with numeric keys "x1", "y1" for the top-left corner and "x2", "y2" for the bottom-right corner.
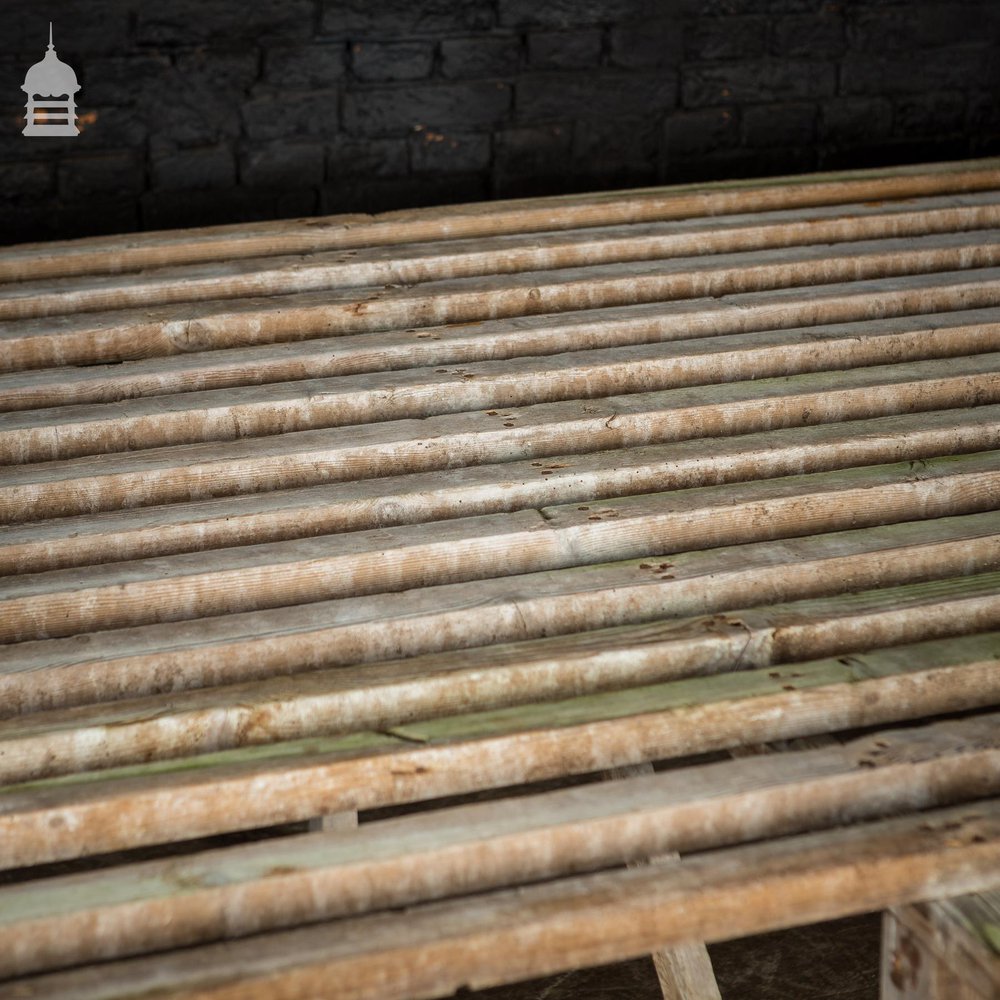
[{"x1": 1, "y1": 158, "x2": 999, "y2": 1000}]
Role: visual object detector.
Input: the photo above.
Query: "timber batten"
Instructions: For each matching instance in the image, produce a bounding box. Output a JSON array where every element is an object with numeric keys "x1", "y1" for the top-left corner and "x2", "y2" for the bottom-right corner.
[{"x1": 1, "y1": 158, "x2": 998, "y2": 1000}]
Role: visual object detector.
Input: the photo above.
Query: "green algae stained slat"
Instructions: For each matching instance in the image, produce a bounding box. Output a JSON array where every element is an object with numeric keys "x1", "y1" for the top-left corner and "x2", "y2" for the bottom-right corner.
[
  {"x1": 3, "y1": 447, "x2": 999, "y2": 646},
  {"x1": 4, "y1": 509, "x2": 1000, "y2": 719},
  {"x1": 4, "y1": 351, "x2": 999, "y2": 523},
  {"x1": 0, "y1": 714, "x2": 997, "y2": 981},
  {"x1": 1, "y1": 631, "x2": 998, "y2": 869},
  {"x1": 3, "y1": 800, "x2": 999, "y2": 1000},
  {"x1": 3, "y1": 567, "x2": 1000, "y2": 785},
  {"x1": 382, "y1": 641, "x2": 997, "y2": 747},
  {"x1": 5, "y1": 309, "x2": 1000, "y2": 464}
]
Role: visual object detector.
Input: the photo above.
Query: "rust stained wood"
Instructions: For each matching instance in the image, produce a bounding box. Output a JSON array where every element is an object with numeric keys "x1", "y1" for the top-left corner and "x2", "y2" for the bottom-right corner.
[
  {"x1": 2, "y1": 229, "x2": 999, "y2": 371},
  {"x1": 4, "y1": 570, "x2": 1000, "y2": 782},
  {"x1": 3, "y1": 802, "x2": 999, "y2": 1000},
  {"x1": 3, "y1": 271, "x2": 999, "y2": 410},
  {"x1": 0, "y1": 715, "x2": 995, "y2": 981},
  {"x1": 0, "y1": 156, "x2": 996, "y2": 282},
  {"x1": 3, "y1": 452, "x2": 998, "y2": 643},
  {"x1": 5, "y1": 354, "x2": 1000, "y2": 522},
  {"x1": 3, "y1": 405, "x2": 997, "y2": 575},
  {"x1": 5, "y1": 512, "x2": 999, "y2": 716},
  {"x1": 5, "y1": 311, "x2": 1000, "y2": 463},
  {"x1": 3, "y1": 193, "x2": 999, "y2": 321},
  {"x1": 0, "y1": 631, "x2": 998, "y2": 869}
]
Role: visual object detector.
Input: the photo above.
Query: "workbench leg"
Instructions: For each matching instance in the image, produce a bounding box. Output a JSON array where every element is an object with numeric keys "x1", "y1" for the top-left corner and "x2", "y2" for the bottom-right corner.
[
  {"x1": 650, "y1": 943, "x2": 725, "y2": 1000},
  {"x1": 604, "y1": 763, "x2": 723, "y2": 1000}
]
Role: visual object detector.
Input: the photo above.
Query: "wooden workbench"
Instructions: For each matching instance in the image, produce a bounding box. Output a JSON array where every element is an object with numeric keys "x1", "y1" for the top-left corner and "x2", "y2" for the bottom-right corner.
[{"x1": 0, "y1": 158, "x2": 999, "y2": 1000}]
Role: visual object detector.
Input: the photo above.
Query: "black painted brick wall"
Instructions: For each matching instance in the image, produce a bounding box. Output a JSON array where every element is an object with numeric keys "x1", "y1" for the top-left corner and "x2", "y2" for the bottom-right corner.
[{"x1": 0, "y1": 0, "x2": 997, "y2": 244}]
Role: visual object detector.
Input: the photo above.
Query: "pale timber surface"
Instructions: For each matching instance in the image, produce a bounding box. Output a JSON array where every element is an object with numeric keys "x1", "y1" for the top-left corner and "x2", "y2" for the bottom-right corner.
[{"x1": 0, "y1": 158, "x2": 998, "y2": 1000}]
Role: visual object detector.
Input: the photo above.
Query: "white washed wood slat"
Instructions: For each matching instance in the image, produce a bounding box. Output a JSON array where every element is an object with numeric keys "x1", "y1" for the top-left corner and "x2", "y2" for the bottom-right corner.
[
  {"x1": 1, "y1": 157, "x2": 1000, "y2": 1000},
  {"x1": 3, "y1": 405, "x2": 996, "y2": 574},
  {"x1": 2, "y1": 452, "x2": 998, "y2": 642},
  {"x1": 0, "y1": 157, "x2": 996, "y2": 282},
  {"x1": 4, "y1": 353, "x2": 999, "y2": 522},
  {"x1": 2, "y1": 570, "x2": 999, "y2": 783},
  {"x1": 4, "y1": 311, "x2": 1000, "y2": 463},
  {"x1": 3, "y1": 229, "x2": 999, "y2": 371},
  {"x1": 3, "y1": 272, "x2": 998, "y2": 409},
  {"x1": 3, "y1": 193, "x2": 999, "y2": 320},
  {"x1": 5, "y1": 512, "x2": 998, "y2": 715},
  {"x1": 10, "y1": 800, "x2": 997, "y2": 1000}
]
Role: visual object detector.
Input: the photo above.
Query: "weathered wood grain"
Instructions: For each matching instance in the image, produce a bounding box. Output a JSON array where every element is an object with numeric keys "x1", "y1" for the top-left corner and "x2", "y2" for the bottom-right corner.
[
  {"x1": 4, "y1": 353, "x2": 998, "y2": 522},
  {"x1": 0, "y1": 715, "x2": 995, "y2": 980},
  {"x1": 2, "y1": 157, "x2": 999, "y2": 1000},
  {"x1": 1, "y1": 630, "x2": 997, "y2": 868},
  {"x1": 883, "y1": 891, "x2": 1000, "y2": 999},
  {"x1": 4, "y1": 272, "x2": 998, "y2": 410},
  {"x1": 5, "y1": 512, "x2": 998, "y2": 715},
  {"x1": 2, "y1": 452, "x2": 998, "y2": 642},
  {"x1": 2, "y1": 229, "x2": 997, "y2": 371},
  {"x1": 4, "y1": 405, "x2": 996, "y2": 574},
  {"x1": 0, "y1": 157, "x2": 996, "y2": 282},
  {"x1": 4, "y1": 570, "x2": 999, "y2": 781},
  {"x1": 3, "y1": 799, "x2": 998, "y2": 1000},
  {"x1": 5, "y1": 312, "x2": 1000, "y2": 463},
  {"x1": 602, "y1": 761, "x2": 724, "y2": 1000},
  {"x1": 3, "y1": 194, "x2": 998, "y2": 321}
]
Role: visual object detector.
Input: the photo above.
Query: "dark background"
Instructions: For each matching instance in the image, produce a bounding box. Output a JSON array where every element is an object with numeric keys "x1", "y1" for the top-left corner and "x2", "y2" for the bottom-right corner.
[{"x1": 1, "y1": 0, "x2": 998, "y2": 246}]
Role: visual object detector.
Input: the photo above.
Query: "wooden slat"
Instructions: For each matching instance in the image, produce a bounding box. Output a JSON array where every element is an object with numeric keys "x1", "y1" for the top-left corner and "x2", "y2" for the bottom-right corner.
[
  {"x1": 6, "y1": 511, "x2": 998, "y2": 715},
  {"x1": 2, "y1": 229, "x2": 998, "y2": 371},
  {"x1": 4, "y1": 800, "x2": 998, "y2": 1000},
  {"x1": 0, "y1": 157, "x2": 996, "y2": 282},
  {"x1": 0, "y1": 630, "x2": 997, "y2": 868},
  {"x1": 5, "y1": 353, "x2": 999, "y2": 522},
  {"x1": 4, "y1": 270, "x2": 998, "y2": 410},
  {"x1": 3, "y1": 193, "x2": 999, "y2": 320},
  {"x1": 0, "y1": 714, "x2": 995, "y2": 980},
  {"x1": 5, "y1": 311, "x2": 1000, "y2": 463},
  {"x1": 3, "y1": 452, "x2": 998, "y2": 643},
  {"x1": 4, "y1": 569, "x2": 999, "y2": 782},
  {"x1": 4, "y1": 405, "x2": 996, "y2": 574}
]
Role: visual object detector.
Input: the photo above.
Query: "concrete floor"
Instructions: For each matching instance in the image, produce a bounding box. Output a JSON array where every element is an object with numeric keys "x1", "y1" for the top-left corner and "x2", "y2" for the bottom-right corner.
[{"x1": 470, "y1": 913, "x2": 882, "y2": 1000}]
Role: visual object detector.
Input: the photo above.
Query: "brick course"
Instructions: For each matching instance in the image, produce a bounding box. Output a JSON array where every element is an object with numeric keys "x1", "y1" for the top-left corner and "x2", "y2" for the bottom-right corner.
[
  {"x1": 241, "y1": 143, "x2": 326, "y2": 189},
  {"x1": 152, "y1": 146, "x2": 236, "y2": 191},
  {"x1": 2, "y1": 0, "x2": 997, "y2": 242},
  {"x1": 351, "y1": 41, "x2": 435, "y2": 82},
  {"x1": 529, "y1": 30, "x2": 603, "y2": 70}
]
